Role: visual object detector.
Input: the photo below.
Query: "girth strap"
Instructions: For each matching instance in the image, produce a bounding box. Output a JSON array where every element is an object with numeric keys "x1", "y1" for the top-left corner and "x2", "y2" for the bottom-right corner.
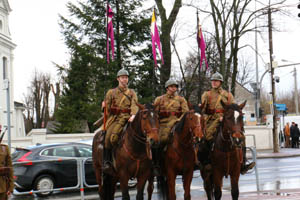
[{"x1": 123, "y1": 142, "x2": 147, "y2": 178}]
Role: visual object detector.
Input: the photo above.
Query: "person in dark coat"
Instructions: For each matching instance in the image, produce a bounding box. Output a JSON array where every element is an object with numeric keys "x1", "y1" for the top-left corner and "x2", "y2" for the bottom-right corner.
[
  {"x1": 290, "y1": 122, "x2": 297, "y2": 148},
  {"x1": 295, "y1": 124, "x2": 300, "y2": 148}
]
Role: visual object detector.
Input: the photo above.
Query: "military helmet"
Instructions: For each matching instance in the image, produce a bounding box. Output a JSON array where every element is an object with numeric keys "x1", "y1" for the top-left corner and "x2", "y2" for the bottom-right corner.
[
  {"x1": 210, "y1": 72, "x2": 223, "y2": 82},
  {"x1": 165, "y1": 79, "x2": 178, "y2": 88},
  {"x1": 117, "y1": 69, "x2": 129, "y2": 77}
]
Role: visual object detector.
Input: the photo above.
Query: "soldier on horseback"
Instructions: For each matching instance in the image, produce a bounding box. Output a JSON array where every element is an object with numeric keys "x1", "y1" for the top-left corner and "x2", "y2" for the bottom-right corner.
[
  {"x1": 200, "y1": 72, "x2": 255, "y2": 174},
  {"x1": 153, "y1": 79, "x2": 189, "y2": 175},
  {"x1": 102, "y1": 69, "x2": 139, "y2": 174}
]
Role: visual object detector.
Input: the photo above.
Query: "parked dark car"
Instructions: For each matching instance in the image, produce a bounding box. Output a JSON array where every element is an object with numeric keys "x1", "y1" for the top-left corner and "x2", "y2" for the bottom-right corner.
[{"x1": 12, "y1": 142, "x2": 96, "y2": 197}]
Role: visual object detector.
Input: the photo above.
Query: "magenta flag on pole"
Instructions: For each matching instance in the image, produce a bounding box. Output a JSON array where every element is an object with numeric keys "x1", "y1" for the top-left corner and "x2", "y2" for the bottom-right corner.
[
  {"x1": 106, "y1": 4, "x2": 114, "y2": 63},
  {"x1": 197, "y1": 24, "x2": 208, "y2": 69},
  {"x1": 151, "y1": 10, "x2": 164, "y2": 67}
]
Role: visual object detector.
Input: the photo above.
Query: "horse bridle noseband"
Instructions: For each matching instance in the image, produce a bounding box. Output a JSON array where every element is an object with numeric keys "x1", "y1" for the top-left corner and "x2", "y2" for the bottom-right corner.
[{"x1": 130, "y1": 109, "x2": 158, "y2": 144}]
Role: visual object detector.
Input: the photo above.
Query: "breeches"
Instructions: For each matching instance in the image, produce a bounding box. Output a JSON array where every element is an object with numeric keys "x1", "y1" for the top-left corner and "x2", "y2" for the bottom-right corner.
[
  {"x1": 105, "y1": 117, "x2": 128, "y2": 149},
  {"x1": 204, "y1": 115, "x2": 246, "y2": 146},
  {"x1": 204, "y1": 115, "x2": 221, "y2": 141},
  {"x1": 159, "y1": 118, "x2": 177, "y2": 144}
]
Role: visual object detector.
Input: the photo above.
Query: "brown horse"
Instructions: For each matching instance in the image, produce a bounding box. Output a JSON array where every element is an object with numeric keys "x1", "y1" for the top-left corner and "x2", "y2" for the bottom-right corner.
[
  {"x1": 200, "y1": 101, "x2": 246, "y2": 200},
  {"x1": 157, "y1": 106, "x2": 204, "y2": 200},
  {"x1": 92, "y1": 103, "x2": 160, "y2": 200}
]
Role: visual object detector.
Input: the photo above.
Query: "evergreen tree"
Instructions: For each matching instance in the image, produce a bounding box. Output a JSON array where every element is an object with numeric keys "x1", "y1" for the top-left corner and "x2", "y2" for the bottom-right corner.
[{"x1": 55, "y1": 0, "x2": 154, "y2": 132}]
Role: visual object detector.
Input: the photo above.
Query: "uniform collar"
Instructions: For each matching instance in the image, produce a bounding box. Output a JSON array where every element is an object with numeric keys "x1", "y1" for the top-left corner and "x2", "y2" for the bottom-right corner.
[
  {"x1": 166, "y1": 92, "x2": 177, "y2": 98},
  {"x1": 118, "y1": 86, "x2": 128, "y2": 92},
  {"x1": 212, "y1": 87, "x2": 223, "y2": 93}
]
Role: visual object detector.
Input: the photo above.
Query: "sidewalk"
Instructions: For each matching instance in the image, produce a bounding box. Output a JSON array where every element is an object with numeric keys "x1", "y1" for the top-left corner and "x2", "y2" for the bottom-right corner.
[
  {"x1": 197, "y1": 189, "x2": 300, "y2": 200},
  {"x1": 248, "y1": 147, "x2": 300, "y2": 159}
]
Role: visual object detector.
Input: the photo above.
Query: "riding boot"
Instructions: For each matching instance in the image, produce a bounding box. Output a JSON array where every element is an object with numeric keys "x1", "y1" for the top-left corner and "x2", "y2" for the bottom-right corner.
[
  {"x1": 198, "y1": 140, "x2": 213, "y2": 172},
  {"x1": 240, "y1": 147, "x2": 256, "y2": 175},
  {"x1": 204, "y1": 140, "x2": 214, "y2": 171},
  {"x1": 152, "y1": 147, "x2": 161, "y2": 176},
  {"x1": 102, "y1": 148, "x2": 114, "y2": 175}
]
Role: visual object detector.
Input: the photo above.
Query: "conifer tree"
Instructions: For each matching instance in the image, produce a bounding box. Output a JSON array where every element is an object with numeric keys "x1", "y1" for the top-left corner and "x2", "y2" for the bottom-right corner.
[{"x1": 56, "y1": 0, "x2": 154, "y2": 132}]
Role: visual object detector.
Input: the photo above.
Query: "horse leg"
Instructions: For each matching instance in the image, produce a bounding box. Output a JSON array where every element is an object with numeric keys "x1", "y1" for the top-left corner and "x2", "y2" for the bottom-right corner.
[
  {"x1": 182, "y1": 169, "x2": 193, "y2": 200},
  {"x1": 147, "y1": 175, "x2": 154, "y2": 200},
  {"x1": 136, "y1": 175, "x2": 149, "y2": 200},
  {"x1": 166, "y1": 170, "x2": 176, "y2": 200},
  {"x1": 200, "y1": 169, "x2": 213, "y2": 200},
  {"x1": 213, "y1": 171, "x2": 223, "y2": 200},
  {"x1": 120, "y1": 177, "x2": 130, "y2": 200},
  {"x1": 230, "y1": 174, "x2": 240, "y2": 200}
]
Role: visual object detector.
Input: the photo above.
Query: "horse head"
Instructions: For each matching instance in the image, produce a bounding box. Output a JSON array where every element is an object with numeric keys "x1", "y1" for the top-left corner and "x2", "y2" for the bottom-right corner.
[
  {"x1": 189, "y1": 104, "x2": 205, "y2": 143},
  {"x1": 220, "y1": 100, "x2": 246, "y2": 147},
  {"x1": 134, "y1": 103, "x2": 160, "y2": 147}
]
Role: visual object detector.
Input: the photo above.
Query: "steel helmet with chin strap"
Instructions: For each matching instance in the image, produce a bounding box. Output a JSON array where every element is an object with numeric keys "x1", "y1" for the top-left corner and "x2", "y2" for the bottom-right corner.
[
  {"x1": 165, "y1": 79, "x2": 178, "y2": 88},
  {"x1": 117, "y1": 69, "x2": 129, "y2": 77},
  {"x1": 210, "y1": 72, "x2": 223, "y2": 82}
]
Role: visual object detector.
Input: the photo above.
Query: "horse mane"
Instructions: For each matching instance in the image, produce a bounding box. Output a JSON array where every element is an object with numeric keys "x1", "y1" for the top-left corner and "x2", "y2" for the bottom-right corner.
[
  {"x1": 145, "y1": 103, "x2": 154, "y2": 110},
  {"x1": 226, "y1": 103, "x2": 241, "y2": 112},
  {"x1": 175, "y1": 112, "x2": 187, "y2": 133},
  {"x1": 130, "y1": 103, "x2": 154, "y2": 134}
]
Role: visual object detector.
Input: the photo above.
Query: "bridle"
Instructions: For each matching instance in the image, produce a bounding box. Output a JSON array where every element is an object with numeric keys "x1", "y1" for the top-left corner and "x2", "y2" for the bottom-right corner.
[
  {"x1": 129, "y1": 109, "x2": 158, "y2": 145},
  {"x1": 221, "y1": 109, "x2": 244, "y2": 147},
  {"x1": 176, "y1": 111, "x2": 202, "y2": 148}
]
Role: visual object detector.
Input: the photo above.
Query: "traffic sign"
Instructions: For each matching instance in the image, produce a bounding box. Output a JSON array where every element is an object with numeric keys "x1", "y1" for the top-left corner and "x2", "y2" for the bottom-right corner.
[{"x1": 274, "y1": 103, "x2": 287, "y2": 111}]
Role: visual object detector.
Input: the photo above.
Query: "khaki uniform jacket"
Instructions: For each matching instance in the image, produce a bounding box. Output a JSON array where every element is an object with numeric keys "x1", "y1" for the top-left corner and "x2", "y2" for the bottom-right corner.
[
  {"x1": 201, "y1": 87, "x2": 234, "y2": 140},
  {"x1": 201, "y1": 87, "x2": 234, "y2": 117},
  {"x1": 0, "y1": 144, "x2": 14, "y2": 193},
  {"x1": 154, "y1": 93, "x2": 189, "y2": 123},
  {"x1": 101, "y1": 86, "x2": 139, "y2": 131}
]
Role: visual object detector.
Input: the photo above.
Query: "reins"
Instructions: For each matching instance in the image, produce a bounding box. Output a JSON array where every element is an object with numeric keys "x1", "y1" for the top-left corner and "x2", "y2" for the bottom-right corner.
[{"x1": 122, "y1": 108, "x2": 158, "y2": 177}]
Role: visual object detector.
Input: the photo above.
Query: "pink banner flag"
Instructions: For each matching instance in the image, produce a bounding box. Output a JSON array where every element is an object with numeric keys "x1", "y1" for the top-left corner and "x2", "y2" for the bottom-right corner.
[
  {"x1": 106, "y1": 4, "x2": 114, "y2": 63},
  {"x1": 197, "y1": 24, "x2": 208, "y2": 69},
  {"x1": 151, "y1": 10, "x2": 164, "y2": 67}
]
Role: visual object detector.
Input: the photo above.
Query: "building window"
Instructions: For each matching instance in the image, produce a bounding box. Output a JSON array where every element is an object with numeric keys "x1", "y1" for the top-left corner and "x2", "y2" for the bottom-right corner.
[{"x1": 3, "y1": 57, "x2": 7, "y2": 79}]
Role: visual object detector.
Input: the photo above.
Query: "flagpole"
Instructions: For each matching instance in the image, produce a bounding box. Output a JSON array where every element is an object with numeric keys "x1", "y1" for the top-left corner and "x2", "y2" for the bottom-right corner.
[
  {"x1": 152, "y1": 7, "x2": 156, "y2": 100},
  {"x1": 197, "y1": 9, "x2": 201, "y2": 104}
]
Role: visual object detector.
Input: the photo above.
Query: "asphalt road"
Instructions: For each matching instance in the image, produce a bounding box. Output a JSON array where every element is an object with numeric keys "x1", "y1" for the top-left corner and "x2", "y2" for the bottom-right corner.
[{"x1": 9, "y1": 156, "x2": 300, "y2": 200}]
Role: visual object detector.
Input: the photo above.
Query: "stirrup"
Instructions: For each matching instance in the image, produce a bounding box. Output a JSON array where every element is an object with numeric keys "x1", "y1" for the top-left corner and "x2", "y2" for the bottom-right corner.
[
  {"x1": 241, "y1": 162, "x2": 256, "y2": 175},
  {"x1": 153, "y1": 166, "x2": 161, "y2": 176},
  {"x1": 204, "y1": 163, "x2": 212, "y2": 172},
  {"x1": 102, "y1": 162, "x2": 114, "y2": 175}
]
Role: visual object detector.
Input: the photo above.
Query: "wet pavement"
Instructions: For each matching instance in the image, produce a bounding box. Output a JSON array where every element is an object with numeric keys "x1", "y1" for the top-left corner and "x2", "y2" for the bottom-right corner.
[{"x1": 10, "y1": 147, "x2": 300, "y2": 200}]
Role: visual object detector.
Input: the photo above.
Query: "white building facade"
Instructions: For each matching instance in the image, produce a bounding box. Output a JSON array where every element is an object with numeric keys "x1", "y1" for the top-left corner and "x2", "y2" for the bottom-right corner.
[{"x1": 0, "y1": 0, "x2": 26, "y2": 140}]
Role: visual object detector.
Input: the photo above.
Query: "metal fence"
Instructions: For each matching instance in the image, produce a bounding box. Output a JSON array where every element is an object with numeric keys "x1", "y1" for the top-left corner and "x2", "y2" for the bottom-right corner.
[{"x1": 12, "y1": 158, "x2": 98, "y2": 200}]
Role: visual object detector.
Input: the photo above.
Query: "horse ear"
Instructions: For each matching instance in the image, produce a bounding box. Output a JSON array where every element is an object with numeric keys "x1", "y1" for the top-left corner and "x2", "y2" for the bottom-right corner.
[
  {"x1": 239, "y1": 100, "x2": 247, "y2": 110},
  {"x1": 137, "y1": 103, "x2": 145, "y2": 110}
]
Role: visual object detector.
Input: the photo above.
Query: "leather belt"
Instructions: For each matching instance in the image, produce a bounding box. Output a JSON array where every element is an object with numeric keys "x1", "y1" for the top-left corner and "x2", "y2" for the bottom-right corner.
[
  {"x1": 206, "y1": 109, "x2": 224, "y2": 115},
  {"x1": 159, "y1": 111, "x2": 182, "y2": 118},
  {"x1": 110, "y1": 107, "x2": 131, "y2": 115}
]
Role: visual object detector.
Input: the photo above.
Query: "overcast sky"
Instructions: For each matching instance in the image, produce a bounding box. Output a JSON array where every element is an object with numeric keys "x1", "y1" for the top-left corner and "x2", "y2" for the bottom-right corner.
[{"x1": 8, "y1": 0, "x2": 300, "y2": 103}]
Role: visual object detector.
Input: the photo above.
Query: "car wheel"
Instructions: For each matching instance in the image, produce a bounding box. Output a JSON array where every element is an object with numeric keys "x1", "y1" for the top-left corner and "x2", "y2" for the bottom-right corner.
[{"x1": 33, "y1": 175, "x2": 54, "y2": 197}]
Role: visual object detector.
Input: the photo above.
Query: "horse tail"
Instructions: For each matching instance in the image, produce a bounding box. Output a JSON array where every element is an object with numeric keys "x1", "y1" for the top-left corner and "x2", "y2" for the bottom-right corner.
[{"x1": 157, "y1": 175, "x2": 168, "y2": 200}]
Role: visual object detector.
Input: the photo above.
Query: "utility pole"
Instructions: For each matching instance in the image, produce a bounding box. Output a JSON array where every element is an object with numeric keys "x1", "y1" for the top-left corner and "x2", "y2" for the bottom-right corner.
[
  {"x1": 255, "y1": 0, "x2": 260, "y2": 121},
  {"x1": 294, "y1": 67, "x2": 299, "y2": 115},
  {"x1": 268, "y1": 6, "x2": 279, "y2": 153}
]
